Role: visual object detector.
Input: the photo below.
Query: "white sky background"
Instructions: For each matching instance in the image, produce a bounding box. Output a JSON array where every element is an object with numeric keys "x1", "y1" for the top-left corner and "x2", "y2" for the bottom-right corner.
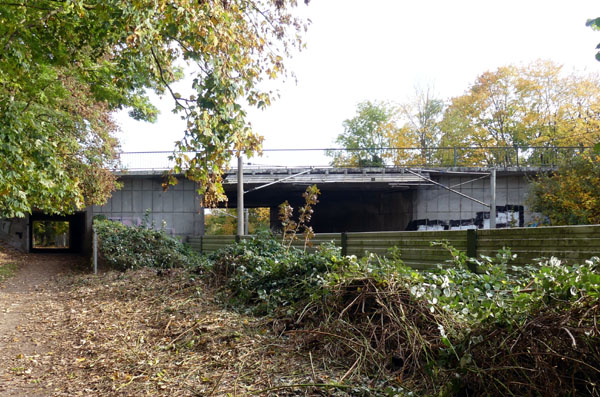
[{"x1": 115, "y1": 0, "x2": 600, "y2": 167}]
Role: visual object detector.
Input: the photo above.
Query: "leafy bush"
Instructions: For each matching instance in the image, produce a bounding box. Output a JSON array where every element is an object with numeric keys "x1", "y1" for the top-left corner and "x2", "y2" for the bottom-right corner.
[
  {"x1": 455, "y1": 257, "x2": 600, "y2": 396},
  {"x1": 94, "y1": 218, "x2": 202, "y2": 271},
  {"x1": 205, "y1": 231, "x2": 344, "y2": 314}
]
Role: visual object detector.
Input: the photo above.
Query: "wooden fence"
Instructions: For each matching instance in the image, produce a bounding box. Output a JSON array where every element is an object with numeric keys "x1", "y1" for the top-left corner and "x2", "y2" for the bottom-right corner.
[{"x1": 187, "y1": 225, "x2": 600, "y2": 269}]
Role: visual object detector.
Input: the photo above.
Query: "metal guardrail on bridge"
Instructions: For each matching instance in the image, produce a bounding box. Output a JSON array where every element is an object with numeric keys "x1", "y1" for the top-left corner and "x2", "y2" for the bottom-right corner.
[{"x1": 115, "y1": 146, "x2": 588, "y2": 171}]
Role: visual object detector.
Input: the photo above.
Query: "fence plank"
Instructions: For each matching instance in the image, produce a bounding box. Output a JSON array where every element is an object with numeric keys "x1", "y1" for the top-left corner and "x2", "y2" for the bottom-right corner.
[{"x1": 187, "y1": 225, "x2": 600, "y2": 265}]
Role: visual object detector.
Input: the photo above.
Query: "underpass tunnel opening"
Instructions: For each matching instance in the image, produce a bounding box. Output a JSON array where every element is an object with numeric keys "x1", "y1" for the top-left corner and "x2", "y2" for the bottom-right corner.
[{"x1": 29, "y1": 212, "x2": 86, "y2": 253}]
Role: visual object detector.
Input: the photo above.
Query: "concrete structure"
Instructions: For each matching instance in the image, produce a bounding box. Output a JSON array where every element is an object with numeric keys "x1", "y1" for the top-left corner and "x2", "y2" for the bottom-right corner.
[
  {"x1": 222, "y1": 167, "x2": 540, "y2": 232},
  {"x1": 90, "y1": 173, "x2": 205, "y2": 237},
  {"x1": 0, "y1": 166, "x2": 545, "y2": 253},
  {"x1": 409, "y1": 169, "x2": 532, "y2": 230},
  {"x1": 0, "y1": 217, "x2": 29, "y2": 251},
  {"x1": 0, "y1": 173, "x2": 205, "y2": 253}
]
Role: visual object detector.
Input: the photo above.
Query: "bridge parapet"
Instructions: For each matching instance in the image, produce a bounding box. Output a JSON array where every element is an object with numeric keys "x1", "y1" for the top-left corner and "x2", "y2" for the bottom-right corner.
[{"x1": 116, "y1": 146, "x2": 585, "y2": 172}]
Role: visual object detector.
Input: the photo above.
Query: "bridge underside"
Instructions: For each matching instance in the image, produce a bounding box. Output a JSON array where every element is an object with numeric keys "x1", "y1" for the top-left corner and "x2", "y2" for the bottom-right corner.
[
  {"x1": 222, "y1": 181, "x2": 418, "y2": 233},
  {"x1": 220, "y1": 166, "x2": 538, "y2": 233}
]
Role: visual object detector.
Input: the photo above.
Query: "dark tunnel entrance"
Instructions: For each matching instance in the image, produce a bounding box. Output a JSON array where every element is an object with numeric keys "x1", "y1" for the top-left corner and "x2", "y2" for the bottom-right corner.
[{"x1": 29, "y1": 212, "x2": 86, "y2": 253}]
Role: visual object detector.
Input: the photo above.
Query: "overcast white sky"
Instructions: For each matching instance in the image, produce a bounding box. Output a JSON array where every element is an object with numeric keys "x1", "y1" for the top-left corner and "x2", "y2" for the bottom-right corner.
[{"x1": 115, "y1": 0, "x2": 600, "y2": 166}]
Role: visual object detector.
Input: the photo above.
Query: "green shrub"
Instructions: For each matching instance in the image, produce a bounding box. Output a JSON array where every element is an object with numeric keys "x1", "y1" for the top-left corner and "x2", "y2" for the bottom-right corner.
[
  {"x1": 204, "y1": 231, "x2": 348, "y2": 314},
  {"x1": 94, "y1": 218, "x2": 202, "y2": 271}
]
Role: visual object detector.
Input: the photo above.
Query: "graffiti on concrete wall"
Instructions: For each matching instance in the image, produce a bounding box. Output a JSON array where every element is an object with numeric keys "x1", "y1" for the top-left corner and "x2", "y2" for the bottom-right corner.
[{"x1": 406, "y1": 205, "x2": 524, "y2": 231}]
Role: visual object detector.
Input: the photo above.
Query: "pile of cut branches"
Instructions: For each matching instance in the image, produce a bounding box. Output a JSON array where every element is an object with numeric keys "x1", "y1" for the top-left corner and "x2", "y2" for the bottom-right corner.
[
  {"x1": 292, "y1": 276, "x2": 457, "y2": 393},
  {"x1": 463, "y1": 296, "x2": 600, "y2": 396}
]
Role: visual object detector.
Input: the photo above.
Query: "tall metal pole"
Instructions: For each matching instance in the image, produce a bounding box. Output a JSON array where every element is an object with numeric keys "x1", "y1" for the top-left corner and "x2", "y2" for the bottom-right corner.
[
  {"x1": 237, "y1": 155, "x2": 244, "y2": 236},
  {"x1": 490, "y1": 168, "x2": 496, "y2": 229},
  {"x1": 93, "y1": 227, "x2": 98, "y2": 275}
]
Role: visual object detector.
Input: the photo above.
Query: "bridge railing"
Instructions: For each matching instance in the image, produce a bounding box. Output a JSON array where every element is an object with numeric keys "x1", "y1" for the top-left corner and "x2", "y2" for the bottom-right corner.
[{"x1": 115, "y1": 146, "x2": 590, "y2": 171}]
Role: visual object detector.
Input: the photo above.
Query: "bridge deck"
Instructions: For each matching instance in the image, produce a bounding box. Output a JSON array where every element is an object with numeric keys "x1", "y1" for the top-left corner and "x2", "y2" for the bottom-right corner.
[{"x1": 222, "y1": 167, "x2": 429, "y2": 186}]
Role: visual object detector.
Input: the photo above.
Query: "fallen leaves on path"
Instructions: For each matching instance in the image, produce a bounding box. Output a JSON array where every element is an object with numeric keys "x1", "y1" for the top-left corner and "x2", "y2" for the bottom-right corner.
[{"x1": 1, "y1": 253, "x2": 349, "y2": 396}]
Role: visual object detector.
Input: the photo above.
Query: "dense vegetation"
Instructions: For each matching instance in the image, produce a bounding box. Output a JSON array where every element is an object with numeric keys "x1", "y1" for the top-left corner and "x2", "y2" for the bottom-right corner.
[
  {"x1": 529, "y1": 151, "x2": 600, "y2": 225},
  {"x1": 0, "y1": 0, "x2": 307, "y2": 217},
  {"x1": 96, "y1": 221, "x2": 600, "y2": 396},
  {"x1": 94, "y1": 218, "x2": 202, "y2": 271},
  {"x1": 204, "y1": 207, "x2": 270, "y2": 235}
]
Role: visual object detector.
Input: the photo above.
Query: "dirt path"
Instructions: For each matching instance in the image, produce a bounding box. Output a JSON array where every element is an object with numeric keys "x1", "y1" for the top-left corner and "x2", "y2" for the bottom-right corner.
[
  {"x1": 0, "y1": 246, "x2": 345, "y2": 396},
  {"x1": 0, "y1": 247, "x2": 84, "y2": 396}
]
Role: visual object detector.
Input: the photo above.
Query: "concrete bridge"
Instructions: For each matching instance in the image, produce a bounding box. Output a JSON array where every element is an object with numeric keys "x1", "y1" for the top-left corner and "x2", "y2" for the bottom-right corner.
[
  {"x1": 0, "y1": 165, "x2": 546, "y2": 253},
  {"x1": 221, "y1": 166, "x2": 540, "y2": 232}
]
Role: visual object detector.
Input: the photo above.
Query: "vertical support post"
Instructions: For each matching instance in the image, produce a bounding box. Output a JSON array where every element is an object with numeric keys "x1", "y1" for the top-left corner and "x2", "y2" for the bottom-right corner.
[
  {"x1": 453, "y1": 147, "x2": 457, "y2": 167},
  {"x1": 466, "y1": 229, "x2": 477, "y2": 272},
  {"x1": 341, "y1": 232, "x2": 348, "y2": 256},
  {"x1": 93, "y1": 226, "x2": 98, "y2": 275},
  {"x1": 490, "y1": 168, "x2": 496, "y2": 229},
  {"x1": 199, "y1": 206, "x2": 205, "y2": 236},
  {"x1": 237, "y1": 155, "x2": 244, "y2": 236},
  {"x1": 244, "y1": 208, "x2": 249, "y2": 235}
]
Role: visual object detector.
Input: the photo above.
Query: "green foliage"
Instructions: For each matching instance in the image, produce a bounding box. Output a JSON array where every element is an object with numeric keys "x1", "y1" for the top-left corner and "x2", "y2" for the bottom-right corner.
[
  {"x1": 587, "y1": 17, "x2": 600, "y2": 61},
  {"x1": 528, "y1": 151, "x2": 600, "y2": 225},
  {"x1": 327, "y1": 101, "x2": 396, "y2": 167},
  {"x1": 0, "y1": 0, "x2": 308, "y2": 215},
  {"x1": 32, "y1": 220, "x2": 70, "y2": 248},
  {"x1": 412, "y1": 243, "x2": 600, "y2": 325},
  {"x1": 206, "y1": 232, "x2": 342, "y2": 315},
  {"x1": 94, "y1": 218, "x2": 202, "y2": 271}
]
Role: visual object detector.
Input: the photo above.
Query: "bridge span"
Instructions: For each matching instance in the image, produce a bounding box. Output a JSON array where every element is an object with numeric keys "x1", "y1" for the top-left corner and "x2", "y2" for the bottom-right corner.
[
  {"x1": 0, "y1": 164, "x2": 547, "y2": 254},
  {"x1": 219, "y1": 166, "x2": 542, "y2": 233}
]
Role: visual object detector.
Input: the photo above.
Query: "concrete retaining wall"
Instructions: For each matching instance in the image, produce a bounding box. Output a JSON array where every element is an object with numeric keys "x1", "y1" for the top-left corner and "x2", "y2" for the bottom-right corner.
[{"x1": 0, "y1": 217, "x2": 28, "y2": 251}]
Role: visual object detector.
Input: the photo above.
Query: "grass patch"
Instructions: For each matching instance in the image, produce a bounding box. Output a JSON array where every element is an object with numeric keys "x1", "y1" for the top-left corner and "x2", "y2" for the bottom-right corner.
[{"x1": 0, "y1": 262, "x2": 17, "y2": 283}]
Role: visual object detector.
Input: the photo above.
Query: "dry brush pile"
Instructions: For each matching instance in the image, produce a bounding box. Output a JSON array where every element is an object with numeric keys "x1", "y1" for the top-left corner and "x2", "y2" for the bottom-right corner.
[
  {"x1": 41, "y1": 268, "x2": 353, "y2": 396},
  {"x1": 202, "y1": 234, "x2": 600, "y2": 396},
  {"x1": 91, "y1": 219, "x2": 600, "y2": 396}
]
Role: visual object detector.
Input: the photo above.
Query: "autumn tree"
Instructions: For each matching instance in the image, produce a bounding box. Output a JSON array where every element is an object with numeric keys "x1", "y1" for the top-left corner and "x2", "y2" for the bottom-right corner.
[
  {"x1": 327, "y1": 101, "x2": 397, "y2": 167},
  {"x1": 389, "y1": 87, "x2": 444, "y2": 165},
  {"x1": 528, "y1": 150, "x2": 600, "y2": 225},
  {"x1": 439, "y1": 61, "x2": 600, "y2": 166},
  {"x1": 205, "y1": 207, "x2": 270, "y2": 235},
  {"x1": 0, "y1": 0, "x2": 308, "y2": 217}
]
